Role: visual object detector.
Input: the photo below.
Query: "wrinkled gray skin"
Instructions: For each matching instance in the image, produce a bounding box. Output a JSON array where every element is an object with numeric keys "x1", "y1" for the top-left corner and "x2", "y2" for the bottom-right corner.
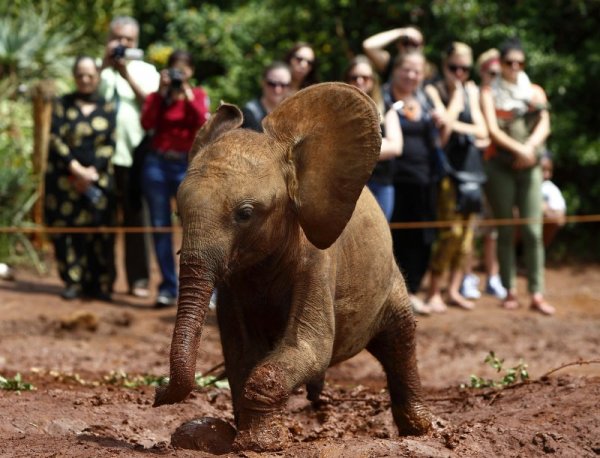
[{"x1": 153, "y1": 83, "x2": 432, "y2": 452}]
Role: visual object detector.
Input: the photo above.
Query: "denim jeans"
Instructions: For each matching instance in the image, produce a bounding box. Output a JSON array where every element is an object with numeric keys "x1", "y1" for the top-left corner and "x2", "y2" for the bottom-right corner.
[
  {"x1": 142, "y1": 152, "x2": 188, "y2": 297},
  {"x1": 367, "y1": 181, "x2": 395, "y2": 221}
]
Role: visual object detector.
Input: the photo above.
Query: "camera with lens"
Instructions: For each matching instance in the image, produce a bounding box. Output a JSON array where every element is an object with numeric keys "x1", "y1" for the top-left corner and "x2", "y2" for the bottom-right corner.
[
  {"x1": 111, "y1": 44, "x2": 144, "y2": 60},
  {"x1": 111, "y1": 44, "x2": 127, "y2": 59},
  {"x1": 168, "y1": 68, "x2": 184, "y2": 90}
]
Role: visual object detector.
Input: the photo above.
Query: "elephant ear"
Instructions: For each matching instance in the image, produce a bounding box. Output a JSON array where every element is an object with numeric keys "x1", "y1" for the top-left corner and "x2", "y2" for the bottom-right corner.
[
  {"x1": 188, "y1": 103, "x2": 243, "y2": 162},
  {"x1": 262, "y1": 82, "x2": 381, "y2": 249}
]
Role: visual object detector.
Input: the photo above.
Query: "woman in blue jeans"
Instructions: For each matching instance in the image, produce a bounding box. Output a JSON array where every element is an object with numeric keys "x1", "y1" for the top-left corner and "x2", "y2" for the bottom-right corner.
[{"x1": 140, "y1": 50, "x2": 210, "y2": 306}]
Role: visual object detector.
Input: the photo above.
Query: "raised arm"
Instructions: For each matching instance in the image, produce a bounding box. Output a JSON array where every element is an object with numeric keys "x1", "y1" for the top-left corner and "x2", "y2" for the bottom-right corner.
[{"x1": 362, "y1": 27, "x2": 423, "y2": 74}]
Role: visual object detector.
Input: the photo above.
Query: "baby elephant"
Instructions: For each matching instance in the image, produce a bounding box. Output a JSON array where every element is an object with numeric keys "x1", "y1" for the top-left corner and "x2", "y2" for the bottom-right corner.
[{"x1": 153, "y1": 82, "x2": 432, "y2": 451}]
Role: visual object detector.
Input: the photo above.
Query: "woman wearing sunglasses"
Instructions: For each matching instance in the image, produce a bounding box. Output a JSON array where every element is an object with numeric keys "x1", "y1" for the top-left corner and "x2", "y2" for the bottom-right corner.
[
  {"x1": 344, "y1": 55, "x2": 402, "y2": 221},
  {"x1": 423, "y1": 42, "x2": 489, "y2": 312},
  {"x1": 477, "y1": 49, "x2": 502, "y2": 88},
  {"x1": 480, "y1": 37, "x2": 554, "y2": 315},
  {"x1": 284, "y1": 42, "x2": 319, "y2": 94},
  {"x1": 241, "y1": 61, "x2": 291, "y2": 132}
]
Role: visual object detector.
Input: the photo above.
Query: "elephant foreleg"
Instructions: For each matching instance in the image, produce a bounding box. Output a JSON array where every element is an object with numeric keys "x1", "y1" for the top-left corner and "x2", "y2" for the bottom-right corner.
[
  {"x1": 232, "y1": 362, "x2": 292, "y2": 451},
  {"x1": 233, "y1": 306, "x2": 335, "y2": 451}
]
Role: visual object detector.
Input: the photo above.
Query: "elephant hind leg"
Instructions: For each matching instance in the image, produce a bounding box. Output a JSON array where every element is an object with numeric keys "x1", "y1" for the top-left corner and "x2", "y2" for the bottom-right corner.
[
  {"x1": 306, "y1": 373, "x2": 326, "y2": 407},
  {"x1": 367, "y1": 278, "x2": 432, "y2": 436}
]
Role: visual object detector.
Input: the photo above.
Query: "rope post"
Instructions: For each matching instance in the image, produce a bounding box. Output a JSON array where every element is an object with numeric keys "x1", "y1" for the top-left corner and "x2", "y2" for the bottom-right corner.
[{"x1": 30, "y1": 79, "x2": 56, "y2": 249}]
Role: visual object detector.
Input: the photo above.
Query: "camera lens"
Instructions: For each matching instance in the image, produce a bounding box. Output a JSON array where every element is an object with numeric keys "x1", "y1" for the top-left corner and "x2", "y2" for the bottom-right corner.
[
  {"x1": 168, "y1": 68, "x2": 184, "y2": 89},
  {"x1": 111, "y1": 44, "x2": 126, "y2": 59}
]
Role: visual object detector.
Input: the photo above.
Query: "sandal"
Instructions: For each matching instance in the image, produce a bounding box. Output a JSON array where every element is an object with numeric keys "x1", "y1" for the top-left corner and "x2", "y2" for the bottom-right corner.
[
  {"x1": 501, "y1": 291, "x2": 520, "y2": 310},
  {"x1": 410, "y1": 295, "x2": 431, "y2": 316},
  {"x1": 530, "y1": 294, "x2": 555, "y2": 315},
  {"x1": 425, "y1": 293, "x2": 447, "y2": 313},
  {"x1": 447, "y1": 292, "x2": 475, "y2": 310}
]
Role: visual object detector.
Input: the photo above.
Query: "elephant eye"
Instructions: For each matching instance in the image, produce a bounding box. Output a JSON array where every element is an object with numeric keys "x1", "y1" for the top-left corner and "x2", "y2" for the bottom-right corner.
[{"x1": 235, "y1": 204, "x2": 254, "y2": 222}]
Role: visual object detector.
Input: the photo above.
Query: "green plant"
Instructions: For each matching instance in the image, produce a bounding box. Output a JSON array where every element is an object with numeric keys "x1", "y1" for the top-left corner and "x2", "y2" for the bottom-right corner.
[
  {"x1": 0, "y1": 373, "x2": 36, "y2": 392},
  {"x1": 463, "y1": 351, "x2": 530, "y2": 389},
  {"x1": 0, "y1": 98, "x2": 37, "y2": 263},
  {"x1": 102, "y1": 370, "x2": 229, "y2": 389}
]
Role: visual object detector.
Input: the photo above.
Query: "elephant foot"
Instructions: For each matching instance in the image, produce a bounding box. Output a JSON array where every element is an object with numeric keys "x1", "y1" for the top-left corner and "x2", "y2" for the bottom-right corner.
[
  {"x1": 232, "y1": 412, "x2": 291, "y2": 452},
  {"x1": 171, "y1": 417, "x2": 236, "y2": 455},
  {"x1": 392, "y1": 403, "x2": 433, "y2": 436},
  {"x1": 233, "y1": 363, "x2": 291, "y2": 451}
]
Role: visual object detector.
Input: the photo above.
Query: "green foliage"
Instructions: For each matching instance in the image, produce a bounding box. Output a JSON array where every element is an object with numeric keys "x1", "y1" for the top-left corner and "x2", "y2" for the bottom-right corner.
[
  {"x1": 0, "y1": 373, "x2": 36, "y2": 393},
  {"x1": 0, "y1": 0, "x2": 598, "y2": 260},
  {"x1": 104, "y1": 370, "x2": 169, "y2": 388},
  {"x1": 1, "y1": 0, "x2": 132, "y2": 60},
  {"x1": 0, "y1": 3, "x2": 77, "y2": 90},
  {"x1": 464, "y1": 351, "x2": 530, "y2": 389},
  {"x1": 103, "y1": 370, "x2": 229, "y2": 389},
  {"x1": 195, "y1": 372, "x2": 230, "y2": 390},
  {"x1": 0, "y1": 98, "x2": 36, "y2": 261}
]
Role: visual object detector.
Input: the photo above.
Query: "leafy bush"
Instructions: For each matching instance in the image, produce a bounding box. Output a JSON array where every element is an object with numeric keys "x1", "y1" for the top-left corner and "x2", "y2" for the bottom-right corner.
[{"x1": 0, "y1": 98, "x2": 36, "y2": 262}]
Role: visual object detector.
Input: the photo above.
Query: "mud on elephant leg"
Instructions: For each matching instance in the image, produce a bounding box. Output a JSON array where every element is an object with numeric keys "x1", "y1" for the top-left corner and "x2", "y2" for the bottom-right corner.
[
  {"x1": 367, "y1": 281, "x2": 432, "y2": 435},
  {"x1": 232, "y1": 362, "x2": 292, "y2": 452}
]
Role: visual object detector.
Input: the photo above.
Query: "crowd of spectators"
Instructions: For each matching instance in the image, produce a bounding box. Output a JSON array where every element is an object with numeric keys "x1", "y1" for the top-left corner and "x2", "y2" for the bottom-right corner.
[{"x1": 42, "y1": 16, "x2": 565, "y2": 316}]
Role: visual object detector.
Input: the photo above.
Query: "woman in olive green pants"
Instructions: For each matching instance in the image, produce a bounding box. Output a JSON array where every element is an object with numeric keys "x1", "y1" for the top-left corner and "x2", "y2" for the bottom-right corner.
[{"x1": 480, "y1": 37, "x2": 554, "y2": 315}]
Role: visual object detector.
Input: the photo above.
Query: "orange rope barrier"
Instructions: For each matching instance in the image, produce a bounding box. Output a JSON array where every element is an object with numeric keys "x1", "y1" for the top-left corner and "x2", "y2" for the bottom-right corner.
[{"x1": 0, "y1": 214, "x2": 598, "y2": 234}]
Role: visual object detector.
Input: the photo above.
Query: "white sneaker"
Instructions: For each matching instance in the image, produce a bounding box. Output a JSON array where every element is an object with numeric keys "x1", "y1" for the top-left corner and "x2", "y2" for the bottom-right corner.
[
  {"x1": 486, "y1": 275, "x2": 507, "y2": 299},
  {"x1": 209, "y1": 291, "x2": 217, "y2": 310},
  {"x1": 460, "y1": 274, "x2": 481, "y2": 299}
]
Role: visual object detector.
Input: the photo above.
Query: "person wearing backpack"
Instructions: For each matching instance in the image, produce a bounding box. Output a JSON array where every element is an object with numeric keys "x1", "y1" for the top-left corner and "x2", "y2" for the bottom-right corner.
[{"x1": 423, "y1": 42, "x2": 489, "y2": 312}]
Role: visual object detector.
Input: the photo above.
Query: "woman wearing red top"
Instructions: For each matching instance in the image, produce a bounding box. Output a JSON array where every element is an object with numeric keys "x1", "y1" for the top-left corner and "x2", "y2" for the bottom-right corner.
[{"x1": 141, "y1": 49, "x2": 210, "y2": 307}]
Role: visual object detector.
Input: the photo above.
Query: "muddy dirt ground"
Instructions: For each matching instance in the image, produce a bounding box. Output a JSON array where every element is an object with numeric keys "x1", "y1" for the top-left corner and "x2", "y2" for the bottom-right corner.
[{"x1": 1, "y1": 242, "x2": 599, "y2": 457}]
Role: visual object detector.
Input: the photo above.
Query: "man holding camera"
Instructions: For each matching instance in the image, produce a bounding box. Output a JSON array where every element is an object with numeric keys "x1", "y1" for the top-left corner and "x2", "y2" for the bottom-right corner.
[{"x1": 99, "y1": 16, "x2": 160, "y2": 299}]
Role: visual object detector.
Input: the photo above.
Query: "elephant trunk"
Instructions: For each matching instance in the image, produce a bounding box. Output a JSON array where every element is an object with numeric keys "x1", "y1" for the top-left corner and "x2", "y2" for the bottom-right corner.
[{"x1": 154, "y1": 261, "x2": 215, "y2": 407}]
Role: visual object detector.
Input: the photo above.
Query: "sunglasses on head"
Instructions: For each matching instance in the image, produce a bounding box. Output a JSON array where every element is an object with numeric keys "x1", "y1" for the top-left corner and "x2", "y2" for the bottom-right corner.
[
  {"x1": 265, "y1": 79, "x2": 290, "y2": 89},
  {"x1": 348, "y1": 74, "x2": 373, "y2": 82},
  {"x1": 503, "y1": 59, "x2": 525, "y2": 69},
  {"x1": 293, "y1": 55, "x2": 314, "y2": 66},
  {"x1": 447, "y1": 63, "x2": 471, "y2": 74}
]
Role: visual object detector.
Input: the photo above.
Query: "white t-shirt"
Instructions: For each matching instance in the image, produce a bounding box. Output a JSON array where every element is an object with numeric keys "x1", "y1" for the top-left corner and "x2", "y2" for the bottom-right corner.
[
  {"x1": 99, "y1": 60, "x2": 160, "y2": 167},
  {"x1": 542, "y1": 180, "x2": 566, "y2": 212}
]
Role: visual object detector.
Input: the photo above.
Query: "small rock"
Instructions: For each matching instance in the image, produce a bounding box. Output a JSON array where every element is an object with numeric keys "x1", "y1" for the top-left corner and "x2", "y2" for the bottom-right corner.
[
  {"x1": 46, "y1": 418, "x2": 87, "y2": 435},
  {"x1": 171, "y1": 417, "x2": 236, "y2": 455}
]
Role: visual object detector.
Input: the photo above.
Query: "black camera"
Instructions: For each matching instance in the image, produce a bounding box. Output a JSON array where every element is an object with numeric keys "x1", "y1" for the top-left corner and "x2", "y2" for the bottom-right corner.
[
  {"x1": 111, "y1": 45, "x2": 144, "y2": 60},
  {"x1": 111, "y1": 44, "x2": 127, "y2": 59},
  {"x1": 168, "y1": 68, "x2": 184, "y2": 89}
]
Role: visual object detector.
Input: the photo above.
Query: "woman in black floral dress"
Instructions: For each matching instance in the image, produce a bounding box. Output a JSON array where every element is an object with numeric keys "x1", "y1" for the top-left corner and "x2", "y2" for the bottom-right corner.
[{"x1": 45, "y1": 56, "x2": 117, "y2": 301}]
